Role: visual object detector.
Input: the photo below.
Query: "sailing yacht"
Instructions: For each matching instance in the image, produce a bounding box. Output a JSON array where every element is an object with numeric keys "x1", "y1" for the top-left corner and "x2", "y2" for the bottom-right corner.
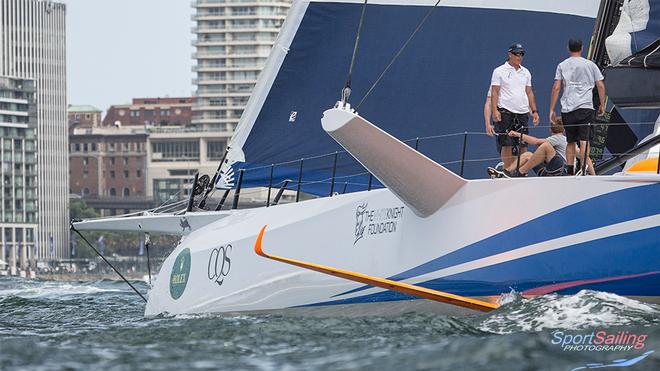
[{"x1": 73, "y1": 0, "x2": 659, "y2": 316}]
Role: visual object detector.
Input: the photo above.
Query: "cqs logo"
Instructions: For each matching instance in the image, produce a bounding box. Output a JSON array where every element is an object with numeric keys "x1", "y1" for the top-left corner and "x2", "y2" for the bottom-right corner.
[
  {"x1": 169, "y1": 248, "x2": 191, "y2": 300},
  {"x1": 353, "y1": 202, "x2": 405, "y2": 246},
  {"x1": 207, "y1": 244, "x2": 232, "y2": 286}
]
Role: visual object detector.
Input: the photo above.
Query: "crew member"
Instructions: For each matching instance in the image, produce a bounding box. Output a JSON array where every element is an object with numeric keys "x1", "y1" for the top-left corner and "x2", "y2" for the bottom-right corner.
[
  {"x1": 549, "y1": 38, "x2": 605, "y2": 175},
  {"x1": 502, "y1": 122, "x2": 567, "y2": 177},
  {"x1": 484, "y1": 87, "x2": 494, "y2": 136},
  {"x1": 490, "y1": 43, "x2": 540, "y2": 170},
  {"x1": 485, "y1": 87, "x2": 506, "y2": 172}
]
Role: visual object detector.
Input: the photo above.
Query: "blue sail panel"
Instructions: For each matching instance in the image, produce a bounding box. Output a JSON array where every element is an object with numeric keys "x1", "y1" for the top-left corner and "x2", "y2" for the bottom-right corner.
[{"x1": 235, "y1": 2, "x2": 598, "y2": 195}]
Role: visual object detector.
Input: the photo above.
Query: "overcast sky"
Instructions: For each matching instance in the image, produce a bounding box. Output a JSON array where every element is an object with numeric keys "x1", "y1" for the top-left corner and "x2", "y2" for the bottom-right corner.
[{"x1": 64, "y1": 0, "x2": 193, "y2": 112}]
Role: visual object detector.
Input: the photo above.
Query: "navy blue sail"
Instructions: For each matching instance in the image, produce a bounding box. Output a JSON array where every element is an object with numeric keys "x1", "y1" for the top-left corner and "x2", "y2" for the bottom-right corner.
[{"x1": 225, "y1": 0, "x2": 601, "y2": 195}]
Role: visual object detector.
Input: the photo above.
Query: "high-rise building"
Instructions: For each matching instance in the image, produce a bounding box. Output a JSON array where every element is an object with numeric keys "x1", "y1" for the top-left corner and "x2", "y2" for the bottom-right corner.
[
  {"x1": 191, "y1": 0, "x2": 291, "y2": 131},
  {"x1": 0, "y1": 0, "x2": 68, "y2": 262},
  {"x1": 0, "y1": 76, "x2": 37, "y2": 273}
]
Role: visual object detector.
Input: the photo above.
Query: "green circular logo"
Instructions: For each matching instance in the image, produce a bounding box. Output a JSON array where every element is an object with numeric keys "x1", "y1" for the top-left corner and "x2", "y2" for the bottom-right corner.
[{"x1": 169, "y1": 248, "x2": 191, "y2": 300}]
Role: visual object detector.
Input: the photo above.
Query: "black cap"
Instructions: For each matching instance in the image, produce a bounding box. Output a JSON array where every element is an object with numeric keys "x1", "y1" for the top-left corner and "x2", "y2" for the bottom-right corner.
[
  {"x1": 568, "y1": 38, "x2": 582, "y2": 52},
  {"x1": 508, "y1": 43, "x2": 525, "y2": 54}
]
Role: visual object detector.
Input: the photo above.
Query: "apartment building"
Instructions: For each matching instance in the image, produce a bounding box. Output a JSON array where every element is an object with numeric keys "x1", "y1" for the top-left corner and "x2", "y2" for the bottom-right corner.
[
  {"x1": 191, "y1": 0, "x2": 291, "y2": 131},
  {"x1": 0, "y1": 0, "x2": 68, "y2": 261},
  {"x1": 0, "y1": 77, "x2": 37, "y2": 272}
]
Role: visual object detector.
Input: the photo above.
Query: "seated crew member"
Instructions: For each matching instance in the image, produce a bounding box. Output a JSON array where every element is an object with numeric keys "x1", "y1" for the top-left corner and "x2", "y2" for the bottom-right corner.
[{"x1": 489, "y1": 121, "x2": 567, "y2": 177}]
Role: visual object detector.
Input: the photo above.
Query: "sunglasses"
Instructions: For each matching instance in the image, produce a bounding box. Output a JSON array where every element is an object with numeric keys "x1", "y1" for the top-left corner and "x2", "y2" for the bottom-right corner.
[{"x1": 511, "y1": 51, "x2": 525, "y2": 56}]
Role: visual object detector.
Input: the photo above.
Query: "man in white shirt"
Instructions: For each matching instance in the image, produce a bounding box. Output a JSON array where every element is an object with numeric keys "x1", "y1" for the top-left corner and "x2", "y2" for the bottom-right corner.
[
  {"x1": 549, "y1": 38, "x2": 606, "y2": 175},
  {"x1": 490, "y1": 43, "x2": 540, "y2": 170}
]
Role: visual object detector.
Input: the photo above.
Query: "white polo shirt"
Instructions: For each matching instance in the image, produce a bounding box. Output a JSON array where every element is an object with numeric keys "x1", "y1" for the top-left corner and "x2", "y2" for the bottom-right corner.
[{"x1": 490, "y1": 62, "x2": 532, "y2": 114}]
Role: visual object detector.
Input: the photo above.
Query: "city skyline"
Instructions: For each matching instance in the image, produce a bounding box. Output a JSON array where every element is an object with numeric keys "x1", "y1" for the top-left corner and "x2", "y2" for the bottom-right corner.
[
  {"x1": 66, "y1": 1, "x2": 293, "y2": 219},
  {"x1": 64, "y1": 0, "x2": 193, "y2": 112}
]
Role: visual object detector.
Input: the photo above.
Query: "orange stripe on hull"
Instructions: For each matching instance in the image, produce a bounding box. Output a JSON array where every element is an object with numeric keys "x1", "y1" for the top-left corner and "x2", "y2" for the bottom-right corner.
[{"x1": 254, "y1": 225, "x2": 499, "y2": 312}]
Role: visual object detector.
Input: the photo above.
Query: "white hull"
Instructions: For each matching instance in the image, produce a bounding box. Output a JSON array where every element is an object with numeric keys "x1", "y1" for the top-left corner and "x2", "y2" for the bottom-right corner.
[{"x1": 143, "y1": 174, "x2": 660, "y2": 316}]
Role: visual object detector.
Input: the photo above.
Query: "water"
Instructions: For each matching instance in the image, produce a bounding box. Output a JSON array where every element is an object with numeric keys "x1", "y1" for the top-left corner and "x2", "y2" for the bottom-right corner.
[{"x1": 1, "y1": 277, "x2": 658, "y2": 370}]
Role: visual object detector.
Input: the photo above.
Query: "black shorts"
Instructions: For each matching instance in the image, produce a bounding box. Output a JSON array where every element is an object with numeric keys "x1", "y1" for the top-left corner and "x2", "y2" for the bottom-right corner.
[
  {"x1": 535, "y1": 154, "x2": 566, "y2": 176},
  {"x1": 494, "y1": 108, "x2": 529, "y2": 148},
  {"x1": 562, "y1": 108, "x2": 594, "y2": 143}
]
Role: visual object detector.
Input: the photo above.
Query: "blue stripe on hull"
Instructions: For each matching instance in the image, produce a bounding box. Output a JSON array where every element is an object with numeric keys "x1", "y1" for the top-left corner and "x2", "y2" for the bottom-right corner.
[
  {"x1": 337, "y1": 183, "x2": 660, "y2": 297},
  {"x1": 308, "y1": 226, "x2": 660, "y2": 306}
]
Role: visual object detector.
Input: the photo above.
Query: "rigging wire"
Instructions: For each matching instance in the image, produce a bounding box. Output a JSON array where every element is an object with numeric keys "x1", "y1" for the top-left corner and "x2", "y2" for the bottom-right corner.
[
  {"x1": 236, "y1": 121, "x2": 655, "y2": 172},
  {"x1": 342, "y1": 0, "x2": 369, "y2": 105},
  {"x1": 356, "y1": 0, "x2": 443, "y2": 110},
  {"x1": 70, "y1": 224, "x2": 148, "y2": 303}
]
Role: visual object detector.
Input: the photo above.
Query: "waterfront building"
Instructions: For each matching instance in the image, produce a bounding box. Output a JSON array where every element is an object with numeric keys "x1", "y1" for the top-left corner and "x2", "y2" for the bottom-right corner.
[
  {"x1": 146, "y1": 123, "x2": 229, "y2": 204},
  {"x1": 103, "y1": 97, "x2": 194, "y2": 128},
  {"x1": 69, "y1": 125, "x2": 152, "y2": 216},
  {"x1": 0, "y1": 0, "x2": 68, "y2": 262},
  {"x1": 68, "y1": 105, "x2": 102, "y2": 131},
  {"x1": 103, "y1": 97, "x2": 203, "y2": 205},
  {"x1": 0, "y1": 76, "x2": 36, "y2": 273},
  {"x1": 191, "y1": 0, "x2": 291, "y2": 131}
]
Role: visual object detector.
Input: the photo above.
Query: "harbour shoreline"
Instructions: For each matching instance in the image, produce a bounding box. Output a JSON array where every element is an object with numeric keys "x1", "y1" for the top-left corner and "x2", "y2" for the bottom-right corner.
[{"x1": 36, "y1": 272, "x2": 147, "y2": 282}]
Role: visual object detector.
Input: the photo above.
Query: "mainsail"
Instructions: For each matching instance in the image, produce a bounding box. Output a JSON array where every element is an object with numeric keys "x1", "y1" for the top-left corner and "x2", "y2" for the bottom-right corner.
[{"x1": 221, "y1": 0, "x2": 601, "y2": 195}]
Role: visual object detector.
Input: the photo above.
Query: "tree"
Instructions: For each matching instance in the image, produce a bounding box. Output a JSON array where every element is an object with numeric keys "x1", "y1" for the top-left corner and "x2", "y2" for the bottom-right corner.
[{"x1": 70, "y1": 199, "x2": 99, "y2": 220}]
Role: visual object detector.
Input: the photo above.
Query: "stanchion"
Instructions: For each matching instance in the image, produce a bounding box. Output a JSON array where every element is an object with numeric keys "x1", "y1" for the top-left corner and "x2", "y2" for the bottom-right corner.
[
  {"x1": 459, "y1": 131, "x2": 468, "y2": 177},
  {"x1": 266, "y1": 164, "x2": 274, "y2": 207},
  {"x1": 582, "y1": 123, "x2": 592, "y2": 176},
  {"x1": 231, "y1": 169, "x2": 245, "y2": 209},
  {"x1": 329, "y1": 151, "x2": 338, "y2": 196},
  {"x1": 272, "y1": 180, "x2": 291, "y2": 206},
  {"x1": 215, "y1": 189, "x2": 231, "y2": 211},
  {"x1": 295, "y1": 159, "x2": 304, "y2": 202}
]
